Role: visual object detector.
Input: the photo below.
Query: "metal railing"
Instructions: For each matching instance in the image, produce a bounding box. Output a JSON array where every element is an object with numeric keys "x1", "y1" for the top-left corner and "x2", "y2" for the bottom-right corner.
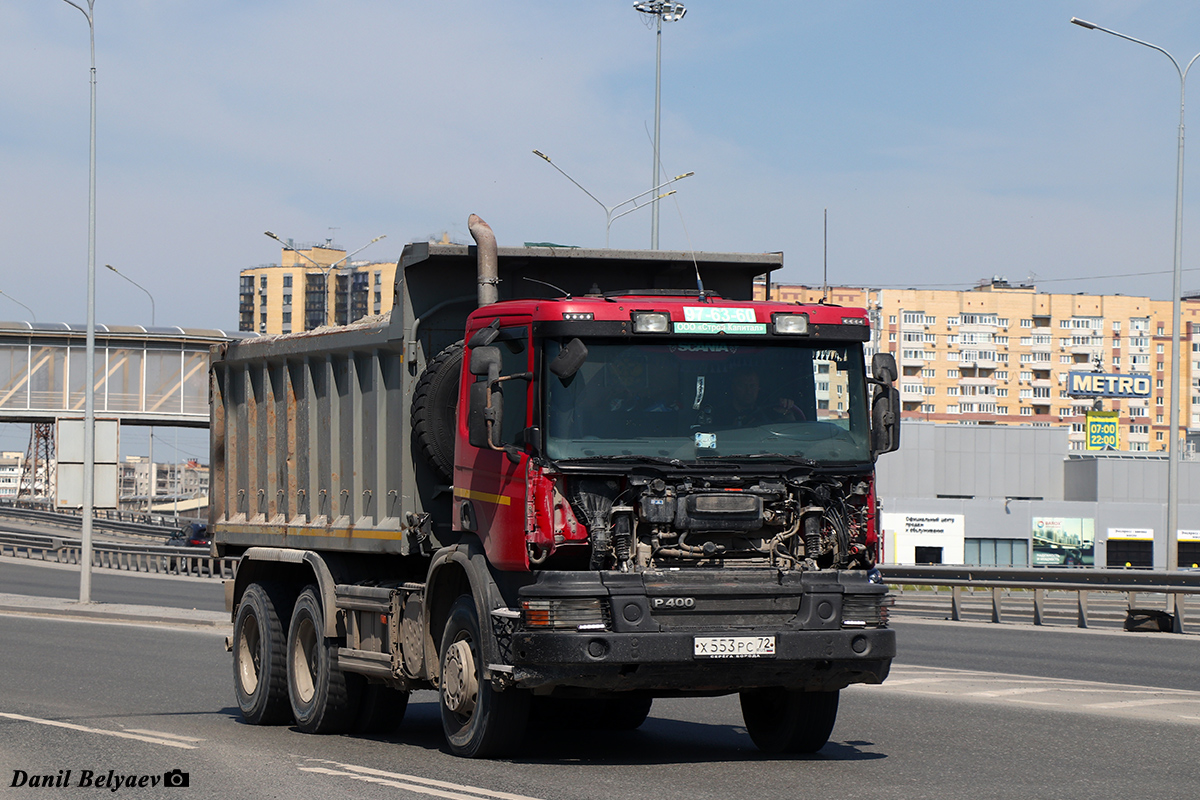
[
  {"x1": 0, "y1": 531, "x2": 236, "y2": 579},
  {"x1": 0, "y1": 500, "x2": 180, "y2": 539},
  {"x1": 879, "y1": 564, "x2": 1198, "y2": 630}
]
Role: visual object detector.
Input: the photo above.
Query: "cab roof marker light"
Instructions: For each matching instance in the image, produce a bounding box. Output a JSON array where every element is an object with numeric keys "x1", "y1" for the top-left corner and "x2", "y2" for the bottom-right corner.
[
  {"x1": 772, "y1": 313, "x2": 809, "y2": 335},
  {"x1": 632, "y1": 311, "x2": 671, "y2": 333}
]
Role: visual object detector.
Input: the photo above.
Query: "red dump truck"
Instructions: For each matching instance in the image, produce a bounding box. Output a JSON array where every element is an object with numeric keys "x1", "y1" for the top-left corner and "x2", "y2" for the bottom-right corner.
[{"x1": 213, "y1": 216, "x2": 899, "y2": 758}]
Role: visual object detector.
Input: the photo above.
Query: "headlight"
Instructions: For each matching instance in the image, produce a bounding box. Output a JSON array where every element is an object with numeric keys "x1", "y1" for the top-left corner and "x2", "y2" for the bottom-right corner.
[
  {"x1": 772, "y1": 313, "x2": 809, "y2": 335},
  {"x1": 521, "y1": 598, "x2": 611, "y2": 631},
  {"x1": 632, "y1": 312, "x2": 671, "y2": 333}
]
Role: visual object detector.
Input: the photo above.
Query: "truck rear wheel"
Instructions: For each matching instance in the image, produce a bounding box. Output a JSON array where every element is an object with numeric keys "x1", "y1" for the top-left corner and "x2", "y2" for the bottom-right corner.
[
  {"x1": 439, "y1": 595, "x2": 529, "y2": 758},
  {"x1": 411, "y1": 340, "x2": 463, "y2": 483},
  {"x1": 232, "y1": 582, "x2": 293, "y2": 725},
  {"x1": 739, "y1": 688, "x2": 839, "y2": 754},
  {"x1": 286, "y1": 586, "x2": 362, "y2": 734}
]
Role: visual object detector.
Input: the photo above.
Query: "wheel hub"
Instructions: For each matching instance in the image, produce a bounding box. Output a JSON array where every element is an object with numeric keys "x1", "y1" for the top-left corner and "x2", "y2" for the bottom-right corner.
[{"x1": 442, "y1": 639, "x2": 478, "y2": 715}]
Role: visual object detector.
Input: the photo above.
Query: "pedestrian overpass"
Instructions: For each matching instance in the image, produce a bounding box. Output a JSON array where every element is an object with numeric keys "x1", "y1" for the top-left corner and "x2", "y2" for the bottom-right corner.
[{"x1": 0, "y1": 321, "x2": 250, "y2": 428}]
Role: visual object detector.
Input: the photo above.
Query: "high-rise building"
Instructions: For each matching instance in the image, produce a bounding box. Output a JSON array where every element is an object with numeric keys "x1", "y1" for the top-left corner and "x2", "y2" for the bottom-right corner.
[
  {"x1": 757, "y1": 278, "x2": 1200, "y2": 452},
  {"x1": 239, "y1": 243, "x2": 397, "y2": 334}
]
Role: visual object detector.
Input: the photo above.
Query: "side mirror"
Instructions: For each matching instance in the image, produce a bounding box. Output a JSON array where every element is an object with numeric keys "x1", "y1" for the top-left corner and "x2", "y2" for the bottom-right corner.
[
  {"x1": 468, "y1": 381, "x2": 503, "y2": 449},
  {"x1": 871, "y1": 353, "x2": 898, "y2": 385},
  {"x1": 549, "y1": 338, "x2": 589, "y2": 380},
  {"x1": 469, "y1": 346, "x2": 502, "y2": 378},
  {"x1": 871, "y1": 384, "x2": 900, "y2": 455}
]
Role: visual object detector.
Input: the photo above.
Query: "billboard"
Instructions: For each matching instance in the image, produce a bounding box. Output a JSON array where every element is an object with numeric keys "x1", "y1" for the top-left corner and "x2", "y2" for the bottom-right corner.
[
  {"x1": 1085, "y1": 411, "x2": 1120, "y2": 450},
  {"x1": 1068, "y1": 371, "x2": 1152, "y2": 399},
  {"x1": 1032, "y1": 517, "x2": 1094, "y2": 566},
  {"x1": 56, "y1": 418, "x2": 119, "y2": 509},
  {"x1": 881, "y1": 513, "x2": 965, "y2": 565}
]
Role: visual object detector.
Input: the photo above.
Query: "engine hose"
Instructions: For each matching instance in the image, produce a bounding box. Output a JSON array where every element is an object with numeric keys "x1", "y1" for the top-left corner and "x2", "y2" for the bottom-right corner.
[
  {"x1": 589, "y1": 527, "x2": 612, "y2": 570},
  {"x1": 802, "y1": 508, "x2": 823, "y2": 560},
  {"x1": 830, "y1": 503, "x2": 851, "y2": 568},
  {"x1": 679, "y1": 531, "x2": 726, "y2": 557}
]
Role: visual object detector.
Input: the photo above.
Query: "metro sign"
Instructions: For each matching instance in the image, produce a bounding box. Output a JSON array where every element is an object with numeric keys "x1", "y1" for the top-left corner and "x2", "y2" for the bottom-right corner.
[{"x1": 1068, "y1": 371, "x2": 1152, "y2": 399}]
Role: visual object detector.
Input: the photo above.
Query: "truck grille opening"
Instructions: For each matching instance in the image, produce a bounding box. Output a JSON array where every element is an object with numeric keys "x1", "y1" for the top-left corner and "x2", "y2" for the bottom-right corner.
[
  {"x1": 521, "y1": 598, "x2": 612, "y2": 631},
  {"x1": 841, "y1": 594, "x2": 893, "y2": 629}
]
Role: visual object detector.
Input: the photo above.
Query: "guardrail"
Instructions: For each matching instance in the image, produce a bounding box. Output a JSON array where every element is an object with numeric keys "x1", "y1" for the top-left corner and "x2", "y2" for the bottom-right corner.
[
  {"x1": 879, "y1": 565, "x2": 1198, "y2": 631},
  {"x1": 0, "y1": 531, "x2": 236, "y2": 579},
  {"x1": 0, "y1": 501, "x2": 179, "y2": 539}
]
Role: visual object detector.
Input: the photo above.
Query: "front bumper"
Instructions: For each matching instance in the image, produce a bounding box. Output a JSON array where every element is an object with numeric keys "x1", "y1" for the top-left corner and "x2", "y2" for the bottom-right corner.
[{"x1": 501, "y1": 568, "x2": 895, "y2": 694}]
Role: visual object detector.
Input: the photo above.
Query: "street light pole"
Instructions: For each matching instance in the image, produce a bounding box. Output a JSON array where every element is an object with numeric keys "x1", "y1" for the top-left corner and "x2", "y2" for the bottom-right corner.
[
  {"x1": 62, "y1": 0, "x2": 97, "y2": 604},
  {"x1": 1073, "y1": 18, "x2": 1200, "y2": 623},
  {"x1": 105, "y1": 264, "x2": 156, "y2": 511},
  {"x1": 634, "y1": 1, "x2": 687, "y2": 250},
  {"x1": 105, "y1": 265, "x2": 155, "y2": 326},
  {"x1": 264, "y1": 232, "x2": 386, "y2": 327},
  {"x1": 0, "y1": 290, "x2": 37, "y2": 323},
  {"x1": 532, "y1": 150, "x2": 693, "y2": 247}
]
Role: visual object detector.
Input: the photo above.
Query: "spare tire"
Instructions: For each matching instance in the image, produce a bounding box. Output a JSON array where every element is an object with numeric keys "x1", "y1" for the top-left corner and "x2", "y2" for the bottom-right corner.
[{"x1": 412, "y1": 340, "x2": 463, "y2": 483}]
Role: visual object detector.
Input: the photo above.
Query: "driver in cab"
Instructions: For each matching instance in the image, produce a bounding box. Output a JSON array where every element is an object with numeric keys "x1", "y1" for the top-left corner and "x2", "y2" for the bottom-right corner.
[{"x1": 721, "y1": 367, "x2": 803, "y2": 427}]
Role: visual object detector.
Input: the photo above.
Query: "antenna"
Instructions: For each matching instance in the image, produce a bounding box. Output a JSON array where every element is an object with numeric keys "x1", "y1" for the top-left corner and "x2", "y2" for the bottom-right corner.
[
  {"x1": 639, "y1": 123, "x2": 707, "y2": 302},
  {"x1": 822, "y1": 208, "x2": 829, "y2": 303},
  {"x1": 665, "y1": 182, "x2": 706, "y2": 301},
  {"x1": 522, "y1": 276, "x2": 571, "y2": 298}
]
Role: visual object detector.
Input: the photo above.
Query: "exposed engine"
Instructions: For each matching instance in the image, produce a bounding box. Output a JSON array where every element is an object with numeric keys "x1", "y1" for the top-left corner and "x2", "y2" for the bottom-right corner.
[{"x1": 540, "y1": 471, "x2": 878, "y2": 573}]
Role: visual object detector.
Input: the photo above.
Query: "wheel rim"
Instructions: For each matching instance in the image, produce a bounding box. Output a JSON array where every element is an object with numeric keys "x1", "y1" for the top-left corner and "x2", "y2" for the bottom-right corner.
[
  {"x1": 291, "y1": 613, "x2": 318, "y2": 704},
  {"x1": 442, "y1": 638, "x2": 478, "y2": 718},
  {"x1": 236, "y1": 610, "x2": 261, "y2": 695}
]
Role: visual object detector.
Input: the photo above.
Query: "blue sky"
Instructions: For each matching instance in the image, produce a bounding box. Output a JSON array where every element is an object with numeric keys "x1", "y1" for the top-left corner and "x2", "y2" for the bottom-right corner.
[{"x1": 4, "y1": 1, "x2": 1200, "y2": 455}]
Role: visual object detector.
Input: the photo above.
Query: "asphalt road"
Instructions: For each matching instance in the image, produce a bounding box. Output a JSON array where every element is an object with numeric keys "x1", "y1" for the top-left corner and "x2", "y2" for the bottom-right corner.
[
  {"x1": 1, "y1": 576, "x2": 1198, "y2": 799},
  {"x1": 0, "y1": 557, "x2": 225, "y2": 613}
]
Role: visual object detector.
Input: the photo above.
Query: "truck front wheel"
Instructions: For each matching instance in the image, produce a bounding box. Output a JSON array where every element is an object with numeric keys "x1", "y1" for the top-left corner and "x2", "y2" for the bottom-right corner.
[
  {"x1": 439, "y1": 595, "x2": 529, "y2": 758},
  {"x1": 286, "y1": 586, "x2": 362, "y2": 734},
  {"x1": 232, "y1": 582, "x2": 292, "y2": 725},
  {"x1": 739, "y1": 688, "x2": 839, "y2": 754}
]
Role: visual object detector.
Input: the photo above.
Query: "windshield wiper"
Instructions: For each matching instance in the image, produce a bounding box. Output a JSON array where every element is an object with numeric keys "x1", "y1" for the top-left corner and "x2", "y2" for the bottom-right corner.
[
  {"x1": 696, "y1": 453, "x2": 817, "y2": 467},
  {"x1": 557, "y1": 454, "x2": 687, "y2": 467}
]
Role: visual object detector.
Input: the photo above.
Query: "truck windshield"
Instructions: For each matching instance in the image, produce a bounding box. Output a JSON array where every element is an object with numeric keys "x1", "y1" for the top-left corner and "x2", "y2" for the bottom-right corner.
[{"x1": 544, "y1": 339, "x2": 871, "y2": 464}]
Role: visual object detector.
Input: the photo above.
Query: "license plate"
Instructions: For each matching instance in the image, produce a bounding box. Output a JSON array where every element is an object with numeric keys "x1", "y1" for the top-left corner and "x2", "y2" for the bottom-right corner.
[{"x1": 693, "y1": 635, "x2": 776, "y2": 659}]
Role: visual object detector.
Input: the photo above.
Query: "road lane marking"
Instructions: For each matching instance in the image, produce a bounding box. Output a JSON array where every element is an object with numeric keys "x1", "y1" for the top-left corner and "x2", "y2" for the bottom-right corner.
[
  {"x1": 298, "y1": 758, "x2": 545, "y2": 800},
  {"x1": 299, "y1": 768, "x2": 495, "y2": 800},
  {"x1": 964, "y1": 687, "x2": 1054, "y2": 698},
  {"x1": 862, "y1": 664, "x2": 1200, "y2": 724},
  {"x1": 0, "y1": 712, "x2": 196, "y2": 749},
  {"x1": 1084, "y1": 697, "x2": 1199, "y2": 710},
  {"x1": 123, "y1": 728, "x2": 205, "y2": 742}
]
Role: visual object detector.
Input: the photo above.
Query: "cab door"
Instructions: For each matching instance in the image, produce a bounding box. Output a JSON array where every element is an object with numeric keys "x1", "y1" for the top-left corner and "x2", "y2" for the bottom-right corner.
[{"x1": 453, "y1": 317, "x2": 533, "y2": 570}]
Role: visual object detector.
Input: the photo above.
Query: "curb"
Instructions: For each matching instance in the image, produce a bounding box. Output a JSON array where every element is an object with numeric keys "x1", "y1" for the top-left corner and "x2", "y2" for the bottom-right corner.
[{"x1": 0, "y1": 592, "x2": 229, "y2": 630}]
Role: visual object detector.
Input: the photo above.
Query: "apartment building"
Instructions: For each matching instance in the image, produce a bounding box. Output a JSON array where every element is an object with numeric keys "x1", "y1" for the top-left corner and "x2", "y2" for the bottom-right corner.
[
  {"x1": 118, "y1": 457, "x2": 209, "y2": 507},
  {"x1": 758, "y1": 278, "x2": 1200, "y2": 452},
  {"x1": 0, "y1": 451, "x2": 23, "y2": 498},
  {"x1": 239, "y1": 243, "x2": 397, "y2": 334}
]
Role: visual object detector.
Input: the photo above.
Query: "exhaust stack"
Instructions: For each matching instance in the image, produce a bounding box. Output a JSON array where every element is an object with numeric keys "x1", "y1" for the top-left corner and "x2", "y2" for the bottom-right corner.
[{"x1": 468, "y1": 214, "x2": 499, "y2": 307}]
